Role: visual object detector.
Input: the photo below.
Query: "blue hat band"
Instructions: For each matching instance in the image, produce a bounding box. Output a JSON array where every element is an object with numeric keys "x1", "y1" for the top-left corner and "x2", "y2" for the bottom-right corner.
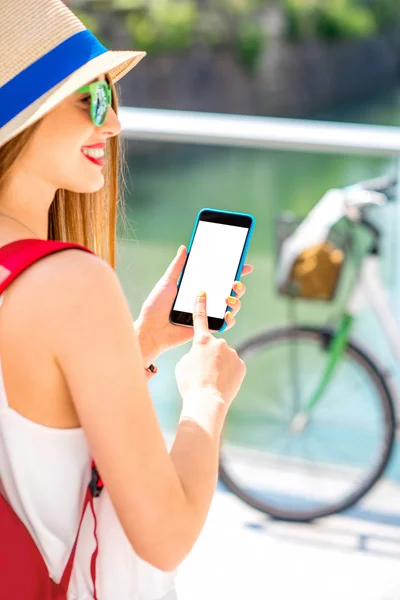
[{"x1": 0, "y1": 30, "x2": 108, "y2": 129}]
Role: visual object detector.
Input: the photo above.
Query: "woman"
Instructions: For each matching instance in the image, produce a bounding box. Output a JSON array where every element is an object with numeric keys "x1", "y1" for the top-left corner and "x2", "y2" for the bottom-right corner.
[{"x1": 0, "y1": 0, "x2": 252, "y2": 598}]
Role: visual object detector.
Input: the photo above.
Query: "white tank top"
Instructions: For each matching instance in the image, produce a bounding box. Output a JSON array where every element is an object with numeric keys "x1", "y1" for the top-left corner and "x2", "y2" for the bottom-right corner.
[{"x1": 0, "y1": 293, "x2": 177, "y2": 600}]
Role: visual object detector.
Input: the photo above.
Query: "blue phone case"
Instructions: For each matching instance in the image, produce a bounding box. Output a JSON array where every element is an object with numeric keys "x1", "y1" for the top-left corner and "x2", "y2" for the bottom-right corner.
[{"x1": 176, "y1": 208, "x2": 256, "y2": 332}]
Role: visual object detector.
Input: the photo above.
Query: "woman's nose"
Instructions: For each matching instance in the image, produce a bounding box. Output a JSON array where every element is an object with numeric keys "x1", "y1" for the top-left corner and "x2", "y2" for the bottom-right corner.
[{"x1": 101, "y1": 105, "x2": 121, "y2": 138}]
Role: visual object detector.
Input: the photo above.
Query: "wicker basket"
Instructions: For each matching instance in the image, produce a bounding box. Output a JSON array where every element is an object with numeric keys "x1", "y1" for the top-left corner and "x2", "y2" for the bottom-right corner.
[{"x1": 276, "y1": 212, "x2": 350, "y2": 301}]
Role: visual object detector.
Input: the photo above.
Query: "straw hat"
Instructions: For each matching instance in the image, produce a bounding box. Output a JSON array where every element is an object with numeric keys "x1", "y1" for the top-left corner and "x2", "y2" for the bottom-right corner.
[{"x1": 0, "y1": 0, "x2": 146, "y2": 148}]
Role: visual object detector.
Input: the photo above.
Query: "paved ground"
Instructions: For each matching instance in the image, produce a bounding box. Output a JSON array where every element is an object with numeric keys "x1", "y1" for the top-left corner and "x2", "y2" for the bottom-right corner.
[{"x1": 176, "y1": 472, "x2": 400, "y2": 599}]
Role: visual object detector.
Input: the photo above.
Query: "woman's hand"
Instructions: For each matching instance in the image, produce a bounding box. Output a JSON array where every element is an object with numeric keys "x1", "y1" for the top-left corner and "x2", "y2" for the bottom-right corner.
[
  {"x1": 175, "y1": 291, "x2": 246, "y2": 407},
  {"x1": 135, "y1": 245, "x2": 253, "y2": 366}
]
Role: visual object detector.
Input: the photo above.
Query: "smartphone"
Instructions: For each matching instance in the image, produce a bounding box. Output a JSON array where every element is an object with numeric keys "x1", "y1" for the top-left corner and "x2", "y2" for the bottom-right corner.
[{"x1": 170, "y1": 208, "x2": 255, "y2": 332}]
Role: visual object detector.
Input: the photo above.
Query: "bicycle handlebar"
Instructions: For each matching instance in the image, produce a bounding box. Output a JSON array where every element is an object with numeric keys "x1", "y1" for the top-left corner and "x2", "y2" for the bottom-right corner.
[
  {"x1": 343, "y1": 173, "x2": 397, "y2": 215},
  {"x1": 355, "y1": 174, "x2": 397, "y2": 199},
  {"x1": 276, "y1": 173, "x2": 397, "y2": 286}
]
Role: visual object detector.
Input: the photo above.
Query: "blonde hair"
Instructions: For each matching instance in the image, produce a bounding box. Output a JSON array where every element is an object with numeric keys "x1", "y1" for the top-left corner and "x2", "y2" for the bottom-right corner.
[{"x1": 0, "y1": 78, "x2": 126, "y2": 270}]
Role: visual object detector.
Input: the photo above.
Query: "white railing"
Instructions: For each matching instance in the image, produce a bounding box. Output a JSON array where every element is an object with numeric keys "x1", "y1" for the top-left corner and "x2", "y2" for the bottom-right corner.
[{"x1": 119, "y1": 107, "x2": 400, "y2": 157}]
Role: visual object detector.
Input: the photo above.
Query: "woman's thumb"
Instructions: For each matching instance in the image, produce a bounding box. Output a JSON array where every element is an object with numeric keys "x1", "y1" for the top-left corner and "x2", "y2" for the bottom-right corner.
[{"x1": 164, "y1": 245, "x2": 187, "y2": 282}]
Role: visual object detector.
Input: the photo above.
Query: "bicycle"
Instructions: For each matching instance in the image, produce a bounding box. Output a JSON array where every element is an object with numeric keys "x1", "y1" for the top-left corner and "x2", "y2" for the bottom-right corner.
[{"x1": 219, "y1": 174, "x2": 399, "y2": 522}]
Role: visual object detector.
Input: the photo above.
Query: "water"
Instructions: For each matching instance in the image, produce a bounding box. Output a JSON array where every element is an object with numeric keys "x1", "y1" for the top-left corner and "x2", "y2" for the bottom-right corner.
[{"x1": 116, "y1": 87, "x2": 400, "y2": 489}]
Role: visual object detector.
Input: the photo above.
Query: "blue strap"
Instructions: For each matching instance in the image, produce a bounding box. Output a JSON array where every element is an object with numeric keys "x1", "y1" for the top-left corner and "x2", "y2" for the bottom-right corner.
[{"x1": 0, "y1": 30, "x2": 108, "y2": 128}]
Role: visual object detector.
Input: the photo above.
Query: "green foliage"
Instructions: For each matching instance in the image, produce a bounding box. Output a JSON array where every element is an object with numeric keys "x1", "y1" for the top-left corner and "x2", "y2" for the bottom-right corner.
[
  {"x1": 79, "y1": 0, "x2": 145, "y2": 9},
  {"x1": 71, "y1": 0, "x2": 400, "y2": 64},
  {"x1": 196, "y1": 11, "x2": 230, "y2": 50},
  {"x1": 107, "y1": 0, "x2": 145, "y2": 9},
  {"x1": 70, "y1": 8, "x2": 112, "y2": 46},
  {"x1": 125, "y1": 1, "x2": 198, "y2": 54},
  {"x1": 284, "y1": 0, "x2": 380, "y2": 41},
  {"x1": 236, "y1": 21, "x2": 266, "y2": 74},
  {"x1": 315, "y1": 2, "x2": 377, "y2": 40},
  {"x1": 212, "y1": 0, "x2": 269, "y2": 15},
  {"x1": 367, "y1": 0, "x2": 400, "y2": 27},
  {"x1": 72, "y1": 9, "x2": 100, "y2": 34}
]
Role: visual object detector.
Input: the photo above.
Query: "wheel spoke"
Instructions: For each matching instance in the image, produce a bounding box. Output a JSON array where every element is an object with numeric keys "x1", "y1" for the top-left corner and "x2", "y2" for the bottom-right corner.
[{"x1": 221, "y1": 328, "x2": 395, "y2": 521}]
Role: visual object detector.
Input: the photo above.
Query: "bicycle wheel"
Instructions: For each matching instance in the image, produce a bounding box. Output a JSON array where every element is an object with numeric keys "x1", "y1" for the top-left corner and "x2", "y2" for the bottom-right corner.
[{"x1": 219, "y1": 326, "x2": 396, "y2": 521}]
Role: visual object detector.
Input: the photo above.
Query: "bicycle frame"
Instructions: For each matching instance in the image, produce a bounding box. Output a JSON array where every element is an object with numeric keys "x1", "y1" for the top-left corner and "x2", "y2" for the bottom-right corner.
[{"x1": 305, "y1": 252, "x2": 400, "y2": 414}]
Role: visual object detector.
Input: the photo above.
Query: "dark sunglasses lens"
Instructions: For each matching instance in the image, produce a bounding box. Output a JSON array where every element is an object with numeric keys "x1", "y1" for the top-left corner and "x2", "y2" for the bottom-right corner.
[{"x1": 93, "y1": 83, "x2": 109, "y2": 126}]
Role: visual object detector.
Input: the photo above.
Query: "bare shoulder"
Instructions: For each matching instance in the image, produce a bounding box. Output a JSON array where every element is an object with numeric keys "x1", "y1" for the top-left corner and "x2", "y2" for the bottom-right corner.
[
  {"x1": 19, "y1": 246, "x2": 116, "y2": 294},
  {"x1": 3, "y1": 244, "x2": 111, "y2": 290},
  {"x1": 2, "y1": 247, "x2": 126, "y2": 343}
]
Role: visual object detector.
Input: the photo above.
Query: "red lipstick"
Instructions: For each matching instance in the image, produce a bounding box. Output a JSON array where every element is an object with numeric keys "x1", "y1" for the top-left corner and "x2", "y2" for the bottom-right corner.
[{"x1": 81, "y1": 143, "x2": 106, "y2": 167}]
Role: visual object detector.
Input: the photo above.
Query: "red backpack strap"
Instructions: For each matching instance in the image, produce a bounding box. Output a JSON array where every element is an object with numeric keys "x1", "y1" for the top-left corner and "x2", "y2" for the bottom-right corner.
[
  {"x1": 0, "y1": 238, "x2": 101, "y2": 598},
  {"x1": 56, "y1": 488, "x2": 100, "y2": 599},
  {"x1": 0, "y1": 238, "x2": 94, "y2": 295},
  {"x1": 90, "y1": 460, "x2": 104, "y2": 497}
]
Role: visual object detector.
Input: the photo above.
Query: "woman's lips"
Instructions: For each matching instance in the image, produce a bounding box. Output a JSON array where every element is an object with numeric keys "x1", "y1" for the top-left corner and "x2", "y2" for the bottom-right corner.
[
  {"x1": 81, "y1": 150, "x2": 105, "y2": 167},
  {"x1": 84, "y1": 154, "x2": 104, "y2": 167}
]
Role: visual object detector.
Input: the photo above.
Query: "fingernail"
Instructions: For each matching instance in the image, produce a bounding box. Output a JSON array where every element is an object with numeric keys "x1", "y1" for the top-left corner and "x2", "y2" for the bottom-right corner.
[
  {"x1": 226, "y1": 311, "x2": 234, "y2": 320},
  {"x1": 236, "y1": 282, "x2": 243, "y2": 290},
  {"x1": 228, "y1": 296, "x2": 237, "y2": 304},
  {"x1": 198, "y1": 291, "x2": 206, "y2": 298},
  {"x1": 177, "y1": 245, "x2": 185, "y2": 255}
]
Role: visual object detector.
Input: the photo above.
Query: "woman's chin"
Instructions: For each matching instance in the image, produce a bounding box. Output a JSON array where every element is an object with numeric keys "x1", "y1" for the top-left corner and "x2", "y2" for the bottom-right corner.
[
  {"x1": 86, "y1": 178, "x2": 105, "y2": 194},
  {"x1": 68, "y1": 175, "x2": 105, "y2": 194}
]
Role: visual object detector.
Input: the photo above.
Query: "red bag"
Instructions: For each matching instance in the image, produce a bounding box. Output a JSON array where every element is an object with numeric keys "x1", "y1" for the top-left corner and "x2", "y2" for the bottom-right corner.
[{"x1": 0, "y1": 238, "x2": 104, "y2": 600}]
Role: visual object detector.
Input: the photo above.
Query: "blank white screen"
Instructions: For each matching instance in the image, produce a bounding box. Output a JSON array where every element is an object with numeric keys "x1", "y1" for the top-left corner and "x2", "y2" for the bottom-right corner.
[{"x1": 174, "y1": 221, "x2": 249, "y2": 319}]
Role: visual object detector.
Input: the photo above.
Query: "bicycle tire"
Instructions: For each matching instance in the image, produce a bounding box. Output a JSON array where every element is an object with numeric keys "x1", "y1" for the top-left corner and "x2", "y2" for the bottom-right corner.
[{"x1": 219, "y1": 326, "x2": 396, "y2": 522}]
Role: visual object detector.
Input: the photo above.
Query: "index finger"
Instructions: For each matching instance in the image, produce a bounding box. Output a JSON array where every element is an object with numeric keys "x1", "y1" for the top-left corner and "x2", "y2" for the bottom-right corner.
[{"x1": 193, "y1": 291, "x2": 210, "y2": 341}]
